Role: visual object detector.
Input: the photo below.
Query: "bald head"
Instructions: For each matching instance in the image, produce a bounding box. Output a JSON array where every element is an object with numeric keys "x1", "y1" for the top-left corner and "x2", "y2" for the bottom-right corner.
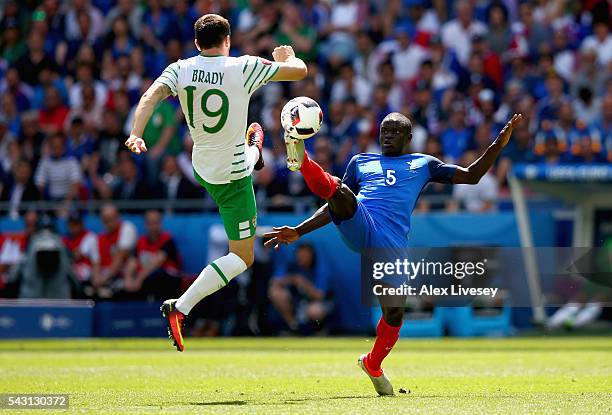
[{"x1": 100, "y1": 203, "x2": 120, "y2": 232}]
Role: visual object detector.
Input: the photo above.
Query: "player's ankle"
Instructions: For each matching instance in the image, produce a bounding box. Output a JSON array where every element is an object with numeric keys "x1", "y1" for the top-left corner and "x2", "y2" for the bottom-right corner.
[{"x1": 364, "y1": 353, "x2": 383, "y2": 377}]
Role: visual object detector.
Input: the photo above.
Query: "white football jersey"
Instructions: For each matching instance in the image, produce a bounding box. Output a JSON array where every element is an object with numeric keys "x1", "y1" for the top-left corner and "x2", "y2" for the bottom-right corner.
[{"x1": 155, "y1": 55, "x2": 280, "y2": 184}]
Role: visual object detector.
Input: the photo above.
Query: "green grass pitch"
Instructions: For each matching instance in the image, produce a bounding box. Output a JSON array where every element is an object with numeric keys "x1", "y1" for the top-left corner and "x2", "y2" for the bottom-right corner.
[{"x1": 0, "y1": 337, "x2": 610, "y2": 414}]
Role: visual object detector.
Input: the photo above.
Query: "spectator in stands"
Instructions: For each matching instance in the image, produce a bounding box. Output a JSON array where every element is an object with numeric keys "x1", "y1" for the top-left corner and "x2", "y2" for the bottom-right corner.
[
  {"x1": 321, "y1": 0, "x2": 361, "y2": 63},
  {"x1": 65, "y1": 0, "x2": 104, "y2": 43},
  {"x1": 417, "y1": 137, "x2": 453, "y2": 212},
  {"x1": 390, "y1": 29, "x2": 429, "y2": 83},
  {"x1": 440, "y1": 102, "x2": 474, "y2": 163},
  {"x1": 68, "y1": 83, "x2": 104, "y2": 133},
  {"x1": 111, "y1": 153, "x2": 151, "y2": 201},
  {"x1": 330, "y1": 64, "x2": 372, "y2": 108},
  {"x1": 63, "y1": 212, "x2": 99, "y2": 292},
  {"x1": 470, "y1": 35, "x2": 503, "y2": 90},
  {"x1": 378, "y1": 62, "x2": 405, "y2": 112},
  {"x1": 30, "y1": 67, "x2": 66, "y2": 112},
  {"x1": 573, "y1": 87, "x2": 601, "y2": 126},
  {"x1": 92, "y1": 151, "x2": 151, "y2": 203},
  {"x1": 93, "y1": 203, "x2": 137, "y2": 296},
  {"x1": 104, "y1": 17, "x2": 136, "y2": 60},
  {"x1": 66, "y1": 117, "x2": 95, "y2": 170},
  {"x1": 536, "y1": 73, "x2": 570, "y2": 126},
  {"x1": 0, "y1": 16, "x2": 26, "y2": 65},
  {"x1": 123, "y1": 209, "x2": 182, "y2": 299},
  {"x1": 105, "y1": 0, "x2": 144, "y2": 40},
  {"x1": 0, "y1": 94, "x2": 19, "y2": 140},
  {"x1": 0, "y1": 140, "x2": 20, "y2": 183},
  {"x1": 0, "y1": 209, "x2": 38, "y2": 284},
  {"x1": 441, "y1": 0, "x2": 487, "y2": 66},
  {"x1": 93, "y1": 111, "x2": 124, "y2": 174},
  {"x1": 0, "y1": 115, "x2": 16, "y2": 167},
  {"x1": 1, "y1": 158, "x2": 40, "y2": 218},
  {"x1": 581, "y1": 21, "x2": 612, "y2": 67},
  {"x1": 176, "y1": 133, "x2": 197, "y2": 186},
  {"x1": 14, "y1": 30, "x2": 57, "y2": 86},
  {"x1": 125, "y1": 79, "x2": 179, "y2": 179},
  {"x1": 68, "y1": 64, "x2": 108, "y2": 112},
  {"x1": 275, "y1": 3, "x2": 318, "y2": 62},
  {"x1": 34, "y1": 133, "x2": 82, "y2": 204},
  {"x1": 450, "y1": 150, "x2": 499, "y2": 212},
  {"x1": 540, "y1": 134, "x2": 566, "y2": 165},
  {"x1": 513, "y1": 2, "x2": 551, "y2": 59},
  {"x1": 38, "y1": 85, "x2": 70, "y2": 136},
  {"x1": 156, "y1": 154, "x2": 201, "y2": 202},
  {"x1": 171, "y1": 0, "x2": 199, "y2": 46},
  {"x1": 485, "y1": 3, "x2": 512, "y2": 58},
  {"x1": 18, "y1": 111, "x2": 45, "y2": 165},
  {"x1": 268, "y1": 243, "x2": 332, "y2": 333},
  {"x1": 572, "y1": 48, "x2": 607, "y2": 103},
  {"x1": 497, "y1": 123, "x2": 538, "y2": 184},
  {"x1": 312, "y1": 136, "x2": 339, "y2": 177},
  {"x1": 153, "y1": 154, "x2": 204, "y2": 212}
]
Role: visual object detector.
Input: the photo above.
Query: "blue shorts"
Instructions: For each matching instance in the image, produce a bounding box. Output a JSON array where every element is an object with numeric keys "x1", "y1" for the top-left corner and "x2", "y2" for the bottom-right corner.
[
  {"x1": 330, "y1": 200, "x2": 410, "y2": 289},
  {"x1": 329, "y1": 199, "x2": 406, "y2": 252}
]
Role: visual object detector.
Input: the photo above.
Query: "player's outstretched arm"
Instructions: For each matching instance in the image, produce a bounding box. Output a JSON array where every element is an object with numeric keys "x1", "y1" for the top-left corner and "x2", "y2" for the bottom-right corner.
[
  {"x1": 263, "y1": 204, "x2": 332, "y2": 249},
  {"x1": 125, "y1": 83, "x2": 172, "y2": 154},
  {"x1": 452, "y1": 113, "x2": 523, "y2": 185},
  {"x1": 268, "y1": 45, "x2": 307, "y2": 82}
]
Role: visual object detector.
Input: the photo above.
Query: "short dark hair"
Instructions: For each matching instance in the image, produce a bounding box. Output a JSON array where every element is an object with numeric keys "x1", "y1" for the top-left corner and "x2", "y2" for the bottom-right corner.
[
  {"x1": 194, "y1": 14, "x2": 230, "y2": 49},
  {"x1": 382, "y1": 112, "x2": 412, "y2": 133}
]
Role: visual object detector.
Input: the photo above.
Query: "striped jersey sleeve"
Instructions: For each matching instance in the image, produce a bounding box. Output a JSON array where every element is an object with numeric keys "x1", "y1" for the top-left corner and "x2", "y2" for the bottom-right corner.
[
  {"x1": 241, "y1": 56, "x2": 280, "y2": 95},
  {"x1": 155, "y1": 61, "x2": 180, "y2": 96}
]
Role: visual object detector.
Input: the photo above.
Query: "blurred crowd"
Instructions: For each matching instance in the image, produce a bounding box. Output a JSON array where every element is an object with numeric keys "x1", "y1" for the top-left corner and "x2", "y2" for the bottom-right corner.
[{"x1": 0, "y1": 0, "x2": 611, "y2": 217}]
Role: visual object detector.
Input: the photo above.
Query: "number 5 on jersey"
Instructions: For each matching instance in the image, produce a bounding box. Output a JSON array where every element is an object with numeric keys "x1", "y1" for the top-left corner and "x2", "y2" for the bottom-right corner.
[
  {"x1": 184, "y1": 86, "x2": 229, "y2": 134},
  {"x1": 385, "y1": 169, "x2": 396, "y2": 185}
]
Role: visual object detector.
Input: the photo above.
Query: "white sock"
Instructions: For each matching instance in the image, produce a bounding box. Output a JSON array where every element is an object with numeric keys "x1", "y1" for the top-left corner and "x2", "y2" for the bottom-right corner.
[
  {"x1": 573, "y1": 303, "x2": 603, "y2": 327},
  {"x1": 547, "y1": 303, "x2": 580, "y2": 328},
  {"x1": 246, "y1": 145, "x2": 260, "y2": 174},
  {"x1": 175, "y1": 253, "x2": 247, "y2": 315}
]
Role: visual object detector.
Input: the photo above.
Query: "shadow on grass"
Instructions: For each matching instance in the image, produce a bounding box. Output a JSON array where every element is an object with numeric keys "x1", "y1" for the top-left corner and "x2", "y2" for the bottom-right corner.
[
  {"x1": 189, "y1": 395, "x2": 377, "y2": 407},
  {"x1": 190, "y1": 400, "x2": 248, "y2": 406}
]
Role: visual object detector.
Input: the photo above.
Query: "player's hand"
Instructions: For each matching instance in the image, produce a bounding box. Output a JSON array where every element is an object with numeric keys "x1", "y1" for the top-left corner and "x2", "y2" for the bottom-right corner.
[
  {"x1": 263, "y1": 226, "x2": 300, "y2": 249},
  {"x1": 125, "y1": 135, "x2": 147, "y2": 154},
  {"x1": 272, "y1": 45, "x2": 296, "y2": 62},
  {"x1": 495, "y1": 113, "x2": 523, "y2": 147}
]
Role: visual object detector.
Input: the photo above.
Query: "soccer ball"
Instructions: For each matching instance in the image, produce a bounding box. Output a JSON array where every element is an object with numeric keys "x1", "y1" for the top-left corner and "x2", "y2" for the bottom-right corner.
[{"x1": 280, "y1": 96, "x2": 323, "y2": 140}]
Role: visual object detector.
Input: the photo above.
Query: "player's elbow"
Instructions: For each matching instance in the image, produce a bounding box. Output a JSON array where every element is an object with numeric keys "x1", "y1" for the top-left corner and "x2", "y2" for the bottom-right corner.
[
  {"x1": 458, "y1": 169, "x2": 481, "y2": 185},
  {"x1": 297, "y1": 64, "x2": 308, "y2": 80},
  {"x1": 289, "y1": 59, "x2": 308, "y2": 80},
  {"x1": 288, "y1": 65, "x2": 308, "y2": 81}
]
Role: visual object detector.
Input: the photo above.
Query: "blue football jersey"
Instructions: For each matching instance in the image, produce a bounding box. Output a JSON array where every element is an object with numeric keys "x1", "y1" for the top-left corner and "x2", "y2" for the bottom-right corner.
[{"x1": 342, "y1": 153, "x2": 456, "y2": 245}]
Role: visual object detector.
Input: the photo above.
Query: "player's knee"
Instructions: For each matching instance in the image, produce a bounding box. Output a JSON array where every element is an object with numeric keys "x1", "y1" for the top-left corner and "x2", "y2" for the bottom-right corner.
[
  {"x1": 306, "y1": 302, "x2": 327, "y2": 322},
  {"x1": 328, "y1": 184, "x2": 357, "y2": 221},
  {"x1": 234, "y1": 250, "x2": 254, "y2": 268},
  {"x1": 268, "y1": 282, "x2": 288, "y2": 303},
  {"x1": 382, "y1": 306, "x2": 404, "y2": 327}
]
